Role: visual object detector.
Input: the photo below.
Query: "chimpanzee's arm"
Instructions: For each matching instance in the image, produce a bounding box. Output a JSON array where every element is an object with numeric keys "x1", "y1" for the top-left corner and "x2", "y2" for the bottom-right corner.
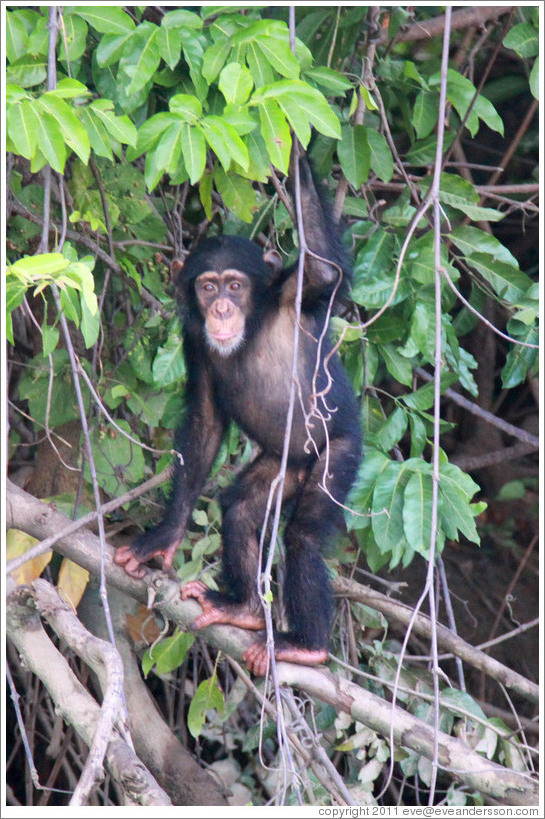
[
  {"x1": 289, "y1": 148, "x2": 351, "y2": 307},
  {"x1": 114, "y1": 357, "x2": 226, "y2": 578}
]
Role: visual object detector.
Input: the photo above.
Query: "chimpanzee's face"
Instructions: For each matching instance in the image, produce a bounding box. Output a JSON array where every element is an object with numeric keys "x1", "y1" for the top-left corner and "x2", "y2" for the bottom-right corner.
[{"x1": 195, "y1": 269, "x2": 252, "y2": 356}]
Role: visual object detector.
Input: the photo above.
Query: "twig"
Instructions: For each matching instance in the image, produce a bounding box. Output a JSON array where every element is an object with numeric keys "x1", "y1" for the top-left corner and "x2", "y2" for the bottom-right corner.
[{"x1": 415, "y1": 368, "x2": 539, "y2": 447}]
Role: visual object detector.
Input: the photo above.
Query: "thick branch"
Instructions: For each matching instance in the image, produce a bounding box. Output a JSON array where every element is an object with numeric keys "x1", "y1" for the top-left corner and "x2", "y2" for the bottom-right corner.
[
  {"x1": 5, "y1": 480, "x2": 539, "y2": 805},
  {"x1": 6, "y1": 584, "x2": 170, "y2": 806},
  {"x1": 377, "y1": 7, "x2": 514, "y2": 45}
]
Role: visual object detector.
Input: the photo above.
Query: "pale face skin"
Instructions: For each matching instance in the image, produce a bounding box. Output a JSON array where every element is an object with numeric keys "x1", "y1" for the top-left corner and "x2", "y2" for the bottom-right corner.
[{"x1": 195, "y1": 269, "x2": 252, "y2": 356}]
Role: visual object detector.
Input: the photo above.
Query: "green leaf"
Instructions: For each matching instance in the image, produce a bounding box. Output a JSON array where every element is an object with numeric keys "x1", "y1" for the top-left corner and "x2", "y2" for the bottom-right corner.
[
  {"x1": 47, "y1": 78, "x2": 91, "y2": 99},
  {"x1": 364, "y1": 128, "x2": 393, "y2": 183},
  {"x1": 90, "y1": 100, "x2": 137, "y2": 146},
  {"x1": 219, "y1": 62, "x2": 254, "y2": 105},
  {"x1": 151, "y1": 332, "x2": 186, "y2": 386},
  {"x1": 181, "y1": 124, "x2": 207, "y2": 185},
  {"x1": 75, "y1": 6, "x2": 135, "y2": 35},
  {"x1": 352, "y1": 231, "x2": 409, "y2": 309},
  {"x1": 169, "y1": 93, "x2": 202, "y2": 122},
  {"x1": 38, "y1": 95, "x2": 91, "y2": 164},
  {"x1": 466, "y1": 252, "x2": 533, "y2": 303},
  {"x1": 337, "y1": 124, "x2": 370, "y2": 188},
  {"x1": 162, "y1": 9, "x2": 203, "y2": 30},
  {"x1": 157, "y1": 25, "x2": 182, "y2": 71},
  {"x1": 246, "y1": 41, "x2": 275, "y2": 87},
  {"x1": 214, "y1": 167, "x2": 257, "y2": 223},
  {"x1": 258, "y1": 98, "x2": 291, "y2": 173},
  {"x1": 142, "y1": 630, "x2": 195, "y2": 677},
  {"x1": 276, "y1": 94, "x2": 311, "y2": 148},
  {"x1": 59, "y1": 14, "x2": 88, "y2": 62},
  {"x1": 373, "y1": 407, "x2": 408, "y2": 453},
  {"x1": 346, "y1": 449, "x2": 391, "y2": 532},
  {"x1": 7, "y1": 55, "x2": 47, "y2": 88},
  {"x1": 201, "y1": 116, "x2": 249, "y2": 171},
  {"x1": 95, "y1": 32, "x2": 135, "y2": 67},
  {"x1": 126, "y1": 28, "x2": 161, "y2": 96},
  {"x1": 155, "y1": 121, "x2": 184, "y2": 176},
  {"x1": 371, "y1": 461, "x2": 408, "y2": 559},
  {"x1": 503, "y1": 22, "x2": 539, "y2": 58},
  {"x1": 84, "y1": 419, "x2": 145, "y2": 495},
  {"x1": 449, "y1": 225, "x2": 519, "y2": 268},
  {"x1": 402, "y1": 469, "x2": 435, "y2": 556},
  {"x1": 6, "y1": 12, "x2": 29, "y2": 63},
  {"x1": 255, "y1": 34, "x2": 300, "y2": 79},
  {"x1": 501, "y1": 323, "x2": 538, "y2": 388},
  {"x1": 187, "y1": 674, "x2": 225, "y2": 739},
  {"x1": 438, "y1": 462, "x2": 481, "y2": 544},
  {"x1": 304, "y1": 66, "x2": 353, "y2": 93},
  {"x1": 33, "y1": 112, "x2": 67, "y2": 173},
  {"x1": 379, "y1": 344, "x2": 413, "y2": 387},
  {"x1": 529, "y1": 56, "x2": 539, "y2": 100},
  {"x1": 412, "y1": 89, "x2": 438, "y2": 140},
  {"x1": 126, "y1": 112, "x2": 177, "y2": 161},
  {"x1": 202, "y1": 38, "x2": 230, "y2": 84},
  {"x1": 6, "y1": 98, "x2": 40, "y2": 160},
  {"x1": 408, "y1": 413, "x2": 428, "y2": 457},
  {"x1": 252, "y1": 81, "x2": 340, "y2": 139},
  {"x1": 78, "y1": 107, "x2": 113, "y2": 160},
  {"x1": 80, "y1": 297, "x2": 100, "y2": 349}
]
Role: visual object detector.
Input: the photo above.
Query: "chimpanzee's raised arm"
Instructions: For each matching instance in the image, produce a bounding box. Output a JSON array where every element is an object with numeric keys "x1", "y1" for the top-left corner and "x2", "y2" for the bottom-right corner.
[{"x1": 289, "y1": 146, "x2": 351, "y2": 308}]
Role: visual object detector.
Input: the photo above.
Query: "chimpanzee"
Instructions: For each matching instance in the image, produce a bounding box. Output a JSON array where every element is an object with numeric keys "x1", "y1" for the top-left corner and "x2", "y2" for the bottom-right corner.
[{"x1": 114, "y1": 150, "x2": 362, "y2": 675}]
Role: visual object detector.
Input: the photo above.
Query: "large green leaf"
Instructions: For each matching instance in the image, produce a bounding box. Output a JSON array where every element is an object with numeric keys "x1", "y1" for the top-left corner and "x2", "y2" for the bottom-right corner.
[
  {"x1": 38, "y1": 95, "x2": 91, "y2": 164},
  {"x1": 438, "y1": 462, "x2": 481, "y2": 544},
  {"x1": 365, "y1": 128, "x2": 394, "y2": 183},
  {"x1": 255, "y1": 34, "x2": 300, "y2": 79},
  {"x1": 78, "y1": 107, "x2": 113, "y2": 160},
  {"x1": 75, "y1": 6, "x2": 135, "y2": 35},
  {"x1": 126, "y1": 28, "x2": 161, "y2": 96},
  {"x1": 214, "y1": 167, "x2": 257, "y2": 223},
  {"x1": 338, "y1": 124, "x2": 369, "y2": 188},
  {"x1": 371, "y1": 461, "x2": 409, "y2": 561},
  {"x1": 6, "y1": 98, "x2": 39, "y2": 160},
  {"x1": 449, "y1": 225, "x2": 519, "y2": 268},
  {"x1": 257, "y1": 98, "x2": 291, "y2": 173},
  {"x1": 503, "y1": 22, "x2": 539, "y2": 58},
  {"x1": 181, "y1": 124, "x2": 207, "y2": 185},
  {"x1": 157, "y1": 25, "x2": 182, "y2": 71},
  {"x1": 346, "y1": 449, "x2": 390, "y2": 532},
  {"x1": 90, "y1": 100, "x2": 137, "y2": 146},
  {"x1": 412, "y1": 89, "x2": 438, "y2": 140},
  {"x1": 155, "y1": 121, "x2": 184, "y2": 176},
  {"x1": 402, "y1": 469, "x2": 435, "y2": 556},
  {"x1": 34, "y1": 111, "x2": 67, "y2": 173},
  {"x1": 219, "y1": 62, "x2": 254, "y2": 105}
]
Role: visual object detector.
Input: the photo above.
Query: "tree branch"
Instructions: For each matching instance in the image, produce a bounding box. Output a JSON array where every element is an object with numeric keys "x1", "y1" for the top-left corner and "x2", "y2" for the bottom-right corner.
[
  {"x1": 5, "y1": 480, "x2": 539, "y2": 805},
  {"x1": 6, "y1": 583, "x2": 171, "y2": 806}
]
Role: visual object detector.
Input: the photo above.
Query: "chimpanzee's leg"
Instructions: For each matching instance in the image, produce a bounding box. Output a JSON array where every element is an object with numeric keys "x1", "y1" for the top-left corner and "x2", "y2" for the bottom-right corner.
[
  {"x1": 181, "y1": 454, "x2": 300, "y2": 631},
  {"x1": 244, "y1": 435, "x2": 361, "y2": 675}
]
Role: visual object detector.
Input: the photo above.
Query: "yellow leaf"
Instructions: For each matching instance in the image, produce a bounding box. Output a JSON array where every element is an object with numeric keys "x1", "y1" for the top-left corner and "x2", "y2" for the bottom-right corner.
[
  {"x1": 57, "y1": 558, "x2": 90, "y2": 608},
  {"x1": 7, "y1": 529, "x2": 52, "y2": 584}
]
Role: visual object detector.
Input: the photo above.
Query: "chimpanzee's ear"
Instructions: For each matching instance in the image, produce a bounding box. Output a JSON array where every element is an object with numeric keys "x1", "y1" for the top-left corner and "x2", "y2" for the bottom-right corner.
[
  {"x1": 263, "y1": 249, "x2": 283, "y2": 275},
  {"x1": 170, "y1": 259, "x2": 184, "y2": 281}
]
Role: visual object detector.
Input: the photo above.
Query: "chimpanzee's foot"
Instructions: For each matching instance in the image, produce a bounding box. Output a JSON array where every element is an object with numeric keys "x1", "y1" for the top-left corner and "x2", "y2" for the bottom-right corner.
[
  {"x1": 243, "y1": 634, "x2": 328, "y2": 676},
  {"x1": 181, "y1": 580, "x2": 266, "y2": 631},
  {"x1": 114, "y1": 541, "x2": 179, "y2": 579}
]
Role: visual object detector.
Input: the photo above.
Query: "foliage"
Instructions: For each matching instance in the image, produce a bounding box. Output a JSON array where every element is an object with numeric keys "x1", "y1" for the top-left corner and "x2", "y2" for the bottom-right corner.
[{"x1": 6, "y1": 4, "x2": 539, "y2": 808}]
